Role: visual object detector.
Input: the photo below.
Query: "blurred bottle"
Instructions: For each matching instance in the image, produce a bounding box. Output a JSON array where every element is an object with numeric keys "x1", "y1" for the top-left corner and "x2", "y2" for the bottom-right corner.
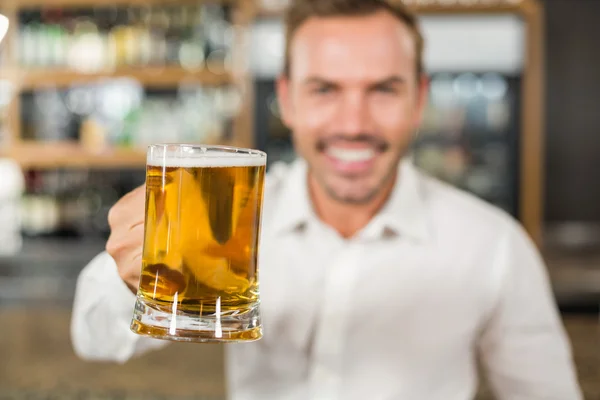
[
  {"x1": 45, "y1": 9, "x2": 69, "y2": 67},
  {"x1": 27, "y1": 88, "x2": 76, "y2": 141},
  {"x1": 68, "y1": 16, "x2": 106, "y2": 73},
  {"x1": 17, "y1": 5, "x2": 234, "y2": 70},
  {"x1": 21, "y1": 170, "x2": 60, "y2": 237},
  {"x1": 202, "y1": 4, "x2": 232, "y2": 73},
  {"x1": 148, "y1": 6, "x2": 169, "y2": 66},
  {"x1": 19, "y1": 169, "x2": 119, "y2": 238},
  {"x1": 93, "y1": 7, "x2": 115, "y2": 70},
  {"x1": 136, "y1": 7, "x2": 153, "y2": 66},
  {"x1": 20, "y1": 11, "x2": 40, "y2": 67},
  {"x1": 179, "y1": 6, "x2": 206, "y2": 70},
  {"x1": 124, "y1": 7, "x2": 147, "y2": 67},
  {"x1": 80, "y1": 115, "x2": 108, "y2": 153},
  {"x1": 165, "y1": 6, "x2": 183, "y2": 65},
  {"x1": 108, "y1": 8, "x2": 129, "y2": 68}
]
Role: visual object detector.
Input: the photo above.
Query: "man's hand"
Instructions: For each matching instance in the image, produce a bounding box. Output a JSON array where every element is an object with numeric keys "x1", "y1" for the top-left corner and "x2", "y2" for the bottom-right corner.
[{"x1": 106, "y1": 185, "x2": 146, "y2": 293}]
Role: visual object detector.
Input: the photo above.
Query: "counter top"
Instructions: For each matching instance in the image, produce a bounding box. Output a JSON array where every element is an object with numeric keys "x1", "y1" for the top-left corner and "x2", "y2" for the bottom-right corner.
[{"x1": 0, "y1": 308, "x2": 598, "y2": 400}]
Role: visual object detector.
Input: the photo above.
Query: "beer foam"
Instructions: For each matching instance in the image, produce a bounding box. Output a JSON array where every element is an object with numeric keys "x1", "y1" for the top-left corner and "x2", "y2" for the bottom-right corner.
[{"x1": 147, "y1": 152, "x2": 266, "y2": 168}]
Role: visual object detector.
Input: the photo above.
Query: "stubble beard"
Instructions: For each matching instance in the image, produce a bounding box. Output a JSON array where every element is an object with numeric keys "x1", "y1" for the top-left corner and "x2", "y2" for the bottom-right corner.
[{"x1": 316, "y1": 156, "x2": 401, "y2": 206}]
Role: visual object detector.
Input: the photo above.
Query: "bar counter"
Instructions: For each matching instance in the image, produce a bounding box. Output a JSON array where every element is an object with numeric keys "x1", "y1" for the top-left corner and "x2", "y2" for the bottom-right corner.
[{"x1": 0, "y1": 239, "x2": 598, "y2": 399}]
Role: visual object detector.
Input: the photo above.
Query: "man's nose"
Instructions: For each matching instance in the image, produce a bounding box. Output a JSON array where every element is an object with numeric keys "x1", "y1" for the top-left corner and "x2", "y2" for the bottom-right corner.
[{"x1": 336, "y1": 92, "x2": 372, "y2": 136}]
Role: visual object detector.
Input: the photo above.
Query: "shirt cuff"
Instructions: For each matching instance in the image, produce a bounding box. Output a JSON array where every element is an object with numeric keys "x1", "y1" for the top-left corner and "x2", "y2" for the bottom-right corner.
[{"x1": 103, "y1": 253, "x2": 139, "y2": 321}]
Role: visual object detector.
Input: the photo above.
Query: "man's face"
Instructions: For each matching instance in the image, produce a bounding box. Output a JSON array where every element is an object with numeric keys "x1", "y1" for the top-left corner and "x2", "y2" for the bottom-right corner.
[{"x1": 277, "y1": 11, "x2": 428, "y2": 204}]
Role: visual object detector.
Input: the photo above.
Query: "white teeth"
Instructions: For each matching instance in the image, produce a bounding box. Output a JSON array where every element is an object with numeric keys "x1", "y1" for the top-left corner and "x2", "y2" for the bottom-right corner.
[{"x1": 327, "y1": 147, "x2": 375, "y2": 163}]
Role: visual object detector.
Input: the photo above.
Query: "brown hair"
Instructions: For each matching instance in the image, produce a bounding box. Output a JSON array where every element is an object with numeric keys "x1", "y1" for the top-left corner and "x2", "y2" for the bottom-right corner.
[{"x1": 282, "y1": 0, "x2": 425, "y2": 78}]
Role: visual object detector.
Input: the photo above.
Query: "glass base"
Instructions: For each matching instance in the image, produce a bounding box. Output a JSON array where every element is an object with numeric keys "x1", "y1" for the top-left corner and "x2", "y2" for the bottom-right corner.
[{"x1": 130, "y1": 296, "x2": 262, "y2": 343}]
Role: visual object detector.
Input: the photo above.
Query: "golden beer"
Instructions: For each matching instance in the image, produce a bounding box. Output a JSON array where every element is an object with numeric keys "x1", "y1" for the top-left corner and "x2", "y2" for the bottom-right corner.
[{"x1": 130, "y1": 144, "x2": 266, "y2": 342}]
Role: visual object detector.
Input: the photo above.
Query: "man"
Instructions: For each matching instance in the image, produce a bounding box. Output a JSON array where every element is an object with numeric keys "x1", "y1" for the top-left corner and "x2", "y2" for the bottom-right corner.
[{"x1": 71, "y1": 1, "x2": 583, "y2": 399}]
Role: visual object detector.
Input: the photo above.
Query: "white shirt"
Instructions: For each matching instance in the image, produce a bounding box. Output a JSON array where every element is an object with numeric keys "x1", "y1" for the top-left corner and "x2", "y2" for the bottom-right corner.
[{"x1": 71, "y1": 158, "x2": 583, "y2": 400}]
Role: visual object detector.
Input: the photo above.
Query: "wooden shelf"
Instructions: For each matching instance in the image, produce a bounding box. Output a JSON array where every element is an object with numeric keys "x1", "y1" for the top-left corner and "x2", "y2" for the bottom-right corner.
[
  {"x1": 6, "y1": 0, "x2": 237, "y2": 9},
  {"x1": 6, "y1": 142, "x2": 147, "y2": 169},
  {"x1": 5, "y1": 139, "x2": 250, "y2": 169},
  {"x1": 2, "y1": 66, "x2": 234, "y2": 91}
]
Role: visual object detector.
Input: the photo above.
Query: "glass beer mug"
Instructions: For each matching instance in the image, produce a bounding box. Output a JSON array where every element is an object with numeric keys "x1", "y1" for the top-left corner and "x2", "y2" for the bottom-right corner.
[{"x1": 130, "y1": 144, "x2": 266, "y2": 342}]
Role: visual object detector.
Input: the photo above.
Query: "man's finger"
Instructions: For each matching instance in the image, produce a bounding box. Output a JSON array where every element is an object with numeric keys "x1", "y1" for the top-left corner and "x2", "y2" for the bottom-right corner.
[{"x1": 108, "y1": 187, "x2": 146, "y2": 229}]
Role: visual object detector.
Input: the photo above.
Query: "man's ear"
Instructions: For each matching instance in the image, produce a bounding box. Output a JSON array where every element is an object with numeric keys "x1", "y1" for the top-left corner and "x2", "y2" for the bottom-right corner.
[{"x1": 276, "y1": 74, "x2": 294, "y2": 130}]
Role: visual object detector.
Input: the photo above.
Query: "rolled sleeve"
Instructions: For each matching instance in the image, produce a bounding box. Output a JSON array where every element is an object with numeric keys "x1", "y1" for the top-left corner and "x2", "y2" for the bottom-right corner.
[{"x1": 70, "y1": 252, "x2": 168, "y2": 363}]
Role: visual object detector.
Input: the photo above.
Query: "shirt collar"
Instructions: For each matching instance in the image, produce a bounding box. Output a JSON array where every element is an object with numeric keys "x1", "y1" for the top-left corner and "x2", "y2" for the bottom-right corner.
[
  {"x1": 270, "y1": 158, "x2": 315, "y2": 234},
  {"x1": 358, "y1": 158, "x2": 431, "y2": 242},
  {"x1": 271, "y1": 157, "x2": 431, "y2": 242}
]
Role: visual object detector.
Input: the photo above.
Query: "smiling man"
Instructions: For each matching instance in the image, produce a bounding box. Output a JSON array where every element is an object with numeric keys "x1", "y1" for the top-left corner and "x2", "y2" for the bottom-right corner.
[{"x1": 71, "y1": 1, "x2": 583, "y2": 399}]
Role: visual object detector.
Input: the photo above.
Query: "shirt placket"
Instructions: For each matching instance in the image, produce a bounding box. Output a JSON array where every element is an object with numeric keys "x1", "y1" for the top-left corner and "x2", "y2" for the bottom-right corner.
[{"x1": 308, "y1": 242, "x2": 365, "y2": 400}]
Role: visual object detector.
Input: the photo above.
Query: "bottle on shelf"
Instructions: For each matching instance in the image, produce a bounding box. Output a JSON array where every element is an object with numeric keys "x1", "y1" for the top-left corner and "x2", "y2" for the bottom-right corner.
[
  {"x1": 16, "y1": 4, "x2": 232, "y2": 71},
  {"x1": 178, "y1": 6, "x2": 206, "y2": 70},
  {"x1": 19, "y1": 168, "x2": 143, "y2": 239}
]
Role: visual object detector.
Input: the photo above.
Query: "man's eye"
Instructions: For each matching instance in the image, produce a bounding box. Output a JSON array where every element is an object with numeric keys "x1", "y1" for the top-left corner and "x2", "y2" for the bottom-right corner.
[
  {"x1": 374, "y1": 86, "x2": 397, "y2": 94},
  {"x1": 313, "y1": 86, "x2": 333, "y2": 94}
]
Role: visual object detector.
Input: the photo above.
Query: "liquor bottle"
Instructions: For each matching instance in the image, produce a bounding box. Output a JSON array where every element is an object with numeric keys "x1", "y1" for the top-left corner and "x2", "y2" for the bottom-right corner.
[
  {"x1": 148, "y1": 6, "x2": 169, "y2": 66},
  {"x1": 108, "y1": 8, "x2": 130, "y2": 68},
  {"x1": 165, "y1": 6, "x2": 184, "y2": 65},
  {"x1": 178, "y1": 6, "x2": 206, "y2": 70}
]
